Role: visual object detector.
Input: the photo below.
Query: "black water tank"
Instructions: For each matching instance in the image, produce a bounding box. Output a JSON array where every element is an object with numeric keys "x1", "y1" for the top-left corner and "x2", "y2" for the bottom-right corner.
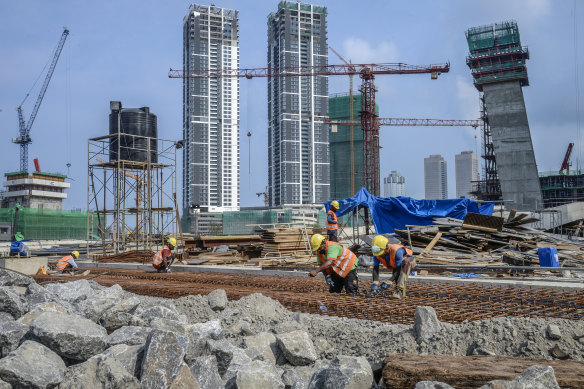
[{"x1": 109, "y1": 103, "x2": 157, "y2": 163}]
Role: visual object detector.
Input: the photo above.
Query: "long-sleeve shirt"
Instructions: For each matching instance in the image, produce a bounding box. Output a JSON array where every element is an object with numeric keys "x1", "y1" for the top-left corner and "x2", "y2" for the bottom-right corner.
[{"x1": 327, "y1": 211, "x2": 338, "y2": 225}]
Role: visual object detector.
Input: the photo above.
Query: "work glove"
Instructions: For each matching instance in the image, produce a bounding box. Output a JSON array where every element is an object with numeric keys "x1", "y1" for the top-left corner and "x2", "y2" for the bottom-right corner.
[
  {"x1": 379, "y1": 282, "x2": 391, "y2": 292},
  {"x1": 325, "y1": 275, "x2": 335, "y2": 287},
  {"x1": 370, "y1": 283, "x2": 379, "y2": 293}
]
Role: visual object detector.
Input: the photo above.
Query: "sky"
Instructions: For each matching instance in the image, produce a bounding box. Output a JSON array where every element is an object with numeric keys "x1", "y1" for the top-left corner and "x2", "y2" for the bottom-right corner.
[{"x1": 1, "y1": 0, "x2": 582, "y2": 210}]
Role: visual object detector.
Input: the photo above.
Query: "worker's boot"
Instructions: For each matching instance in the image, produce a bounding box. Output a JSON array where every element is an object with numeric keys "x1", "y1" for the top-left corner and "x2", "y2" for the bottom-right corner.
[
  {"x1": 81, "y1": 270, "x2": 91, "y2": 276},
  {"x1": 391, "y1": 288, "x2": 404, "y2": 299}
]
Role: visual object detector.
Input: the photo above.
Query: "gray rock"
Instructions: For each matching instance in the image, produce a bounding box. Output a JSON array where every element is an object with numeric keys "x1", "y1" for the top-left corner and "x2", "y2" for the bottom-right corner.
[
  {"x1": 96, "y1": 355, "x2": 141, "y2": 388},
  {"x1": 276, "y1": 330, "x2": 318, "y2": 366},
  {"x1": 546, "y1": 324, "x2": 562, "y2": 340},
  {"x1": 170, "y1": 363, "x2": 201, "y2": 389},
  {"x1": 150, "y1": 318, "x2": 189, "y2": 337},
  {"x1": 0, "y1": 287, "x2": 27, "y2": 319},
  {"x1": 0, "y1": 378, "x2": 10, "y2": 389},
  {"x1": 100, "y1": 311, "x2": 146, "y2": 333},
  {"x1": 110, "y1": 295, "x2": 141, "y2": 314},
  {"x1": 99, "y1": 344, "x2": 144, "y2": 378},
  {"x1": 17, "y1": 301, "x2": 69, "y2": 326},
  {"x1": 0, "y1": 269, "x2": 35, "y2": 287},
  {"x1": 514, "y1": 365, "x2": 560, "y2": 389},
  {"x1": 107, "y1": 325, "x2": 152, "y2": 347},
  {"x1": 30, "y1": 311, "x2": 108, "y2": 362},
  {"x1": 236, "y1": 360, "x2": 285, "y2": 389},
  {"x1": 188, "y1": 355, "x2": 224, "y2": 389},
  {"x1": 140, "y1": 329, "x2": 189, "y2": 388},
  {"x1": 414, "y1": 306, "x2": 441, "y2": 343},
  {"x1": 478, "y1": 381, "x2": 523, "y2": 389},
  {"x1": 288, "y1": 361, "x2": 330, "y2": 389},
  {"x1": 229, "y1": 318, "x2": 255, "y2": 336},
  {"x1": 244, "y1": 332, "x2": 283, "y2": 365},
  {"x1": 58, "y1": 354, "x2": 141, "y2": 389},
  {"x1": 185, "y1": 319, "x2": 223, "y2": 363},
  {"x1": 205, "y1": 339, "x2": 252, "y2": 382},
  {"x1": 44, "y1": 279, "x2": 94, "y2": 302},
  {"x1": 0, "y1": 340, "x2": 66, "y2": 389},
  {"x1": 414, "y1": 382, "x2": 455, "y2": 389},
  {"x1": 309, "y1": 355, "x2": 373, "y2": 389},
  {"x1": 25, "y1": 282, "x2": 46, "y2": 295},
  {"x1": 0, "y1": 314, "x2": 28, "y2": 358},
  {"x1": 58, "y1": 358, "x2": 102, "y2": 388},
  {"x1": 137, "y1": 305, "x2": 186, "y2": 325},
  {"x1": 77, "y1": 284, "x2": 125, "y2": 322},
  {"x1": 208, "y1": 289, "x2": 228, "y2": 311}
]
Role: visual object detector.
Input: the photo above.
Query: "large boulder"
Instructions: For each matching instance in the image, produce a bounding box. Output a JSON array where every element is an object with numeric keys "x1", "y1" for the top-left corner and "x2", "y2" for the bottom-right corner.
[
  {"x1": 140, "y1": 329, "x2": 189, "y2": 388},
  {"x1": 77, "y1": 284, "x2": 125, "y2": 322},
  {"x1": 107, "y1": 326, "x2": 152, "y2": 347},
  {"x1": 100, "y1": 311, "x2": 146, "y2": 333},
  {"x1": 44, "y1": 279, "x2": 94, "y2": 302},
  {"x1": 58, "y1": 358, "x2": 102, "y2": 388},
  {"x1": 137, "y1": 305, "x2": 187, "y2": 325},
  {"x1": 236, "y1": 360, "x2": 285, "y2": 389},
  {"x1": 478, "y1": 365, "x2": 560, "y2": 389},
  {"x1": 170, "y1": 363, "x2": 201, "y2": 389},
  {"x1": 244, "y1": 332, "x2": 283, "y2": 365},
  {"x1": 414, "y1": 382, "x2": 455, "y2": 389},
  {"x1": 205, "y1": 338, "x2": 252, "y2": 382},
  {"x1": 185, "y1": 319, "x2": 224, "y2": 363},
  {"x1": 414, "y1": 306, "x2": 442, "y2": 343},
  {"x1": 276, "y1": 330, "x2": 318, "y2": 366},
  {"x1": 99, "y1": 344, "x2": 144, "y2": 378},
  {"x1": 309, "y1": 355, "x2": 373, "y2": 389},
  {"x1": 110, "y1": 295, "x2": 141, "y2": 314},
  {"x1": 0, "y1": 286, "x2": 27, "y2": 319},
  {"x1": 0, "y1": 378, "x2": 10, "y2": 389},
  {"x1": 17, "y1": 301, "x2": 69, "y2": 326},
  {"x1": 187, "y1": 355, "x2": 224, "y2": 389},
  {"x1": 58, "y1": 354, "x2": 140, "y2": 389},
  {"x1": 0, "y1": 269, "x2": 35, "y2": 287},
  {"x1": 0, "y1": 314, "x2": 28, "y2": 358},
  {"x1": 281, "y1": 361, "x2": 330, "y2": 389},
  {"x1": 96, "y1": 355, "x2": 141, "y2": 388},
  {"x1": 30, "y1": 311, "x2": 108, "y2": 362},
  {"x1": 207, "y1": 289, "x2": 228, "y2": 311},
  {"x1": 0, "y1": 340, "x2": 66, "y2": 388}
]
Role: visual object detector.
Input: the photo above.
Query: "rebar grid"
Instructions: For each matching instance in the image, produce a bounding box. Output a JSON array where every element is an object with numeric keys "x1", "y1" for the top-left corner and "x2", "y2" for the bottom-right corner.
[{"x1": 34, "y1": 269, "x2": 584, "y2": 324}]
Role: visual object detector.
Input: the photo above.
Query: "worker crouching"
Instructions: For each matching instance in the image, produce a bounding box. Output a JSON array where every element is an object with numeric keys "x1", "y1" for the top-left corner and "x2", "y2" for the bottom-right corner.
[
  {"x1": 308, "y1": 234, "x2": 359, "y2": 295},
  {"x1": 369, "y1": 235, "x2": 416, "y2": 299},
  {"x1": 153, "y1": 237, "x2": 176, "y2": 273},
  {"x1": 56, "y1": 251, "x2": 80, "y2": 274}
]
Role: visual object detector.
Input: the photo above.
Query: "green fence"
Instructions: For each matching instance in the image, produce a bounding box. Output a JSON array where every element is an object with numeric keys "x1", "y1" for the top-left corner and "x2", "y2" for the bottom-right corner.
[
  {"x1": 467, "y1": 21, "x2": 521, "y2": 52},
  {"x1": 0, "y1": 208, "x2": 100, "y2": 240}
]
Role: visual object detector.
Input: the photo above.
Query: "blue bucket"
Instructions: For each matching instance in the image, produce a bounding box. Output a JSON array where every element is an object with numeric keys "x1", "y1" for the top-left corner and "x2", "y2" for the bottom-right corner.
[{"x1": 537, "y1": 247, "x2": 560, "y2": 267}]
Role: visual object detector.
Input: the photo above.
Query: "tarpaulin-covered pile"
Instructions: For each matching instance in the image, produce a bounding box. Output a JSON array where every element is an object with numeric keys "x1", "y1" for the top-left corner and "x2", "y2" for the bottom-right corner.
[{"x1": 325, "y1": 188, "x2": 494, "y2": 235}]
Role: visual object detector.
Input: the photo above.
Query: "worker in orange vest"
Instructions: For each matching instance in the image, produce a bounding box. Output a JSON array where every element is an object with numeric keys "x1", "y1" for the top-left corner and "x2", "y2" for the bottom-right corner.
[
  {"x1": 369, "y1": 235, "x2": 416, "y2": 299},
  {"x1": 325, "y1": 200, "x2": 340, "y2": 242},
  {"x1": 308, "y1": 234, "x2": 359, "y2": 294},
  {"x1": 56, "y1": 251, "x2": 80, "y2": 274},
  {"x1": 152, "y1": 237, "x2": 176, "y2": 273}
]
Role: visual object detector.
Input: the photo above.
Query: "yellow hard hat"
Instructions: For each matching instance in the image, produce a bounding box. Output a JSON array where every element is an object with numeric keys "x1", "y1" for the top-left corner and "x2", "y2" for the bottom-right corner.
[
  {"x1": 330, "y1": 200, "x2": 340, "y2": 210},
  {"x1": 71, "y1": 251, "x2": 80, "y2": 259},
  {"x1": 371, "y1": 235, "x2": 389, "y2": 256},
  {"x1": 310, "y1": 234, "x2": 326, "y2": 252},
  {"x1": 167, "y1": 237, "x2": 177, "y2": 247}
]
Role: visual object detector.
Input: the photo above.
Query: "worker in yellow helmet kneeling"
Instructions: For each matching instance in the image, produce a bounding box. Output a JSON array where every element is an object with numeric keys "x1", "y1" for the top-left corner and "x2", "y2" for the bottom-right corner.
[
  {"x1": 308, "y1": 234, "x2": 359, "y2": 295},
  {"x1": 152, "y1": 237, "x2": 176, "y2": 273},
  {"x1": 369, "y1": 235, "x2": 416, "y2": 299},
  {"x1": 56, "y1": 251, "x2": 80, "y2": 274}
]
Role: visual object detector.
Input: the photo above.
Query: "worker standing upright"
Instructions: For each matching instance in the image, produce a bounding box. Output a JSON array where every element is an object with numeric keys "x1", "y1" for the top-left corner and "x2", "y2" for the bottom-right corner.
[
  {"x1": 308, "y1": 234, "x2": 359, "y2": 295},
  {"x1": 56, "y1": 251, "x2": 79, "y2": 274},
  {"x1": 369, "y1": 235, "x2": 416, "y2": 299},
  {"x1": 325, "y1": 200, "x2": 340, "y2": 242},
  {"x1": 152, "y1": 237, "x2": 176, "y2": 273}
]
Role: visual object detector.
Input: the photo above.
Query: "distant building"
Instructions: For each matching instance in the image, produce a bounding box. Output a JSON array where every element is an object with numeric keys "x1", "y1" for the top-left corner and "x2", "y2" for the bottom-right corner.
[
  {"x1": 455, "y1": 151, "x2": 479, "y2": 198},
  {"x1": 383, "y1": 171, "x2": 406, "y2": 197},
  {"x1": 424, "y1": 155, "x2": 448, "y2": 199},
  {"x1": 2, "y1": 171, "x2": 69, "y2": 210}
]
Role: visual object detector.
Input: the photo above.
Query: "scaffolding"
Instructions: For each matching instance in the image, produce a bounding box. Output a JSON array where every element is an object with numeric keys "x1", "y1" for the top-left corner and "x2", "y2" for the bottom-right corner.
[{"x1": 87, "y1": 133, "x2": 178, "y2": 255}]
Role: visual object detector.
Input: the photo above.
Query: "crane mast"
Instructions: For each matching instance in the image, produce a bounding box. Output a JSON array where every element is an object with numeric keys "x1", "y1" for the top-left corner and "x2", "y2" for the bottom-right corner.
[{"x1": 14, "y1": 27, "x2": 69, "y2": 172}]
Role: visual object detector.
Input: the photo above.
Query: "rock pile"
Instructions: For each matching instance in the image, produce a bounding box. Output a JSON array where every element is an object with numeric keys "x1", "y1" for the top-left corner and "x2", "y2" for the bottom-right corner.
[{"x1": 0, "y1": 268, "x2": 581, "y2": 388}]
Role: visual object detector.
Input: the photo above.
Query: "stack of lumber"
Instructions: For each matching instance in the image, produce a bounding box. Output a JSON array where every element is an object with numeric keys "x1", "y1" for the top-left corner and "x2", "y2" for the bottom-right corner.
[
  {"x1": 96, "y1": 250, "x2": 154, "y2": 264},
  {"x1": 257, "y1": 227, "x2": 323, "y2": 256}
]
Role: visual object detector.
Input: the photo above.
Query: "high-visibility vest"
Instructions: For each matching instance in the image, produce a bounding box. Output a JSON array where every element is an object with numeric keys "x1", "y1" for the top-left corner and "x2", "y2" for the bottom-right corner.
[
  {"x1": 317, "y1": 241, "x2": 357, "y2": 278},
  {"x1": 152, "y1": 247, "x2": 169, "y2": 267},
  {"x1": 375, "y1": 244, "x2": 413, "y2": 270},
  {"x1": 57, "y1": 255, "x2": 72, "y2": 271},
  {"x1": 325, "y1": 209, "x2": 338, "y2": 231}
]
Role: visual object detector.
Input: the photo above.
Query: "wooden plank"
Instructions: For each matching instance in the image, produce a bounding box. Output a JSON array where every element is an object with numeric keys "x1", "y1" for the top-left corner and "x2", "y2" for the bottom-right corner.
[
  {"x1": 383, "y1": 353, "x2": 584, "y2": 389},
  {"x1": 419, "y1": 232, "x2": 443, "y2": 256}
]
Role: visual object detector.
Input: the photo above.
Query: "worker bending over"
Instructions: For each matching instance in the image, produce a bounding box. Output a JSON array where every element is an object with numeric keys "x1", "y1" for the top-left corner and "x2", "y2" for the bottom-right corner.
[
  {"x1": 370, "y1": 235, "x2": 416, "y2": 299},
  {"x1": 325, "y1": 200, "x2": 340, "y2": 242},
  {"x1": 308, "y1": 234, "x2": 359, "y2": 295},
  {"x1": 152, "y1": 237, "x2": 176, "y2": 273},
  {"x1": 56, "y1": 251, "x2": 80, "y2": 274}
]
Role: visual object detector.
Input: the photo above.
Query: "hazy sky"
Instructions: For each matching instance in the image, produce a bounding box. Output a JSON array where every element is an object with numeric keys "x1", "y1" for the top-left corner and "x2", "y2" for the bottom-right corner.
[{"x1": 1, "y1": 0, "x2": 582, "y2": 210}]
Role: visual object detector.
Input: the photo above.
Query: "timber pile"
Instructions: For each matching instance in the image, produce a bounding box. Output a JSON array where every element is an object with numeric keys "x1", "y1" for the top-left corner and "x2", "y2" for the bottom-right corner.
[
  {"x1": 257, "y1": 227, "x2": 323, "y2": 256},
  {"x1": 393, "y1": 213, "x2": 584, "y2": 268},
  {"x1": 96, "y1": 250, "x2": 154, "y2": 264},
  {"x1": 382, "y1": 354, "x2": 584, "y2": 388}
]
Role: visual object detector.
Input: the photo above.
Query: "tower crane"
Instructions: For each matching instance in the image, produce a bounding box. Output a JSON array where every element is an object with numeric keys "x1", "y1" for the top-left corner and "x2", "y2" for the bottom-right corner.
[
  {"x1": 169, "y1": 61, "x2": 450, "y2": 196},
  {"x1": 560, "y1": 142, "x2": 575, "y2": 174},
  {"x1": 14, "y1": 28, "x2": 69, "y2": 172}
]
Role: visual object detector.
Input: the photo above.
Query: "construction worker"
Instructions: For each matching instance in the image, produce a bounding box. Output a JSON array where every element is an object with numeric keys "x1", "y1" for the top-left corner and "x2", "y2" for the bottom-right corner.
[
  {"x1": 152, "y1": 237, "x2": 176, "y2": 273},
  {"x1": 325, "y1": 200, "x2": 340, "y2": 242},
  {"x1": 308, "y1": 234, "x2": 359, "y2": 295},
  {"x1": 369, "y1": 235, "x2": 416, "y2": 299},
  {"x1": 56, "y1": 251, "x2": 79, "y2": 274}
]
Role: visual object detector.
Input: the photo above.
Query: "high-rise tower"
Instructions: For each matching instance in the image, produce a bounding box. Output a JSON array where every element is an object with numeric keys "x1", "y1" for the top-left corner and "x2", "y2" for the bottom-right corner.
[
  {"x1": 466, "y1": 21, "x2": 542, "y2": 210},
  {"x1": 267, "y1": 1, "x2": 329, "y2": 206},
  {"x1": 455, "y1": 151, "x2": 479, "y2": 198},
  {"x1": 183, "y1": 4, "x2": 240, "y2": 213},
  {"x1": 424, "y1": 154, "x2": 448, "y2": 199}
]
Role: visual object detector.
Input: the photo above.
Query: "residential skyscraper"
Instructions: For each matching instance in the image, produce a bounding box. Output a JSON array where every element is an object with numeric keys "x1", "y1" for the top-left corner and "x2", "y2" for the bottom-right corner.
[
  {"x1": 424, "y1": 154, "x2": 448, "y2": 199},
  {"x1": 383, "y1": 171, "x2": 406, "y2": 197},
  {"x1": 183, "y1": 4, "x2": 240, "y2": 214},
  {"x1": 267, "y1": 1, "x2": 329, "y2": 206},
  {"x1": 455, "y1": 151, "x2": 479, "y2": 198}
]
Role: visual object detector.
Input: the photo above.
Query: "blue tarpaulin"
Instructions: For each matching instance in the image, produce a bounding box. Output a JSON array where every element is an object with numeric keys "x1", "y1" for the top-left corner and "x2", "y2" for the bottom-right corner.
[{"x1": 325, "y1": 188, "x2": 494, "y2": 235}]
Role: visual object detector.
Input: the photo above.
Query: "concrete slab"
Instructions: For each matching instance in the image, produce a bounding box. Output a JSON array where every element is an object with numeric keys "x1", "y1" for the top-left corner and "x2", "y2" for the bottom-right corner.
[{"x1": 0, "y1": 256, "x2": 48, "y2": 275}]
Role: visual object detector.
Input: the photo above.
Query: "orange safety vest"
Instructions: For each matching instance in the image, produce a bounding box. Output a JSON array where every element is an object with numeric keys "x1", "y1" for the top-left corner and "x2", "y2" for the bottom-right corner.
[
  {"x1": 375, "y1": 244, "x2": 413, "y2": 270},
  {"x1": 57, "y1": 255, "x2": 73, "y2": 271},
  {"x1": 317, "y1": 241, "x2": 357, "y2": 278},
  {"x1": 325, "y1": 209, "x2": 338, "y2": 231},
  {"x1": 152, "y1": 246, "x2": 170, "y2": 267}
]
